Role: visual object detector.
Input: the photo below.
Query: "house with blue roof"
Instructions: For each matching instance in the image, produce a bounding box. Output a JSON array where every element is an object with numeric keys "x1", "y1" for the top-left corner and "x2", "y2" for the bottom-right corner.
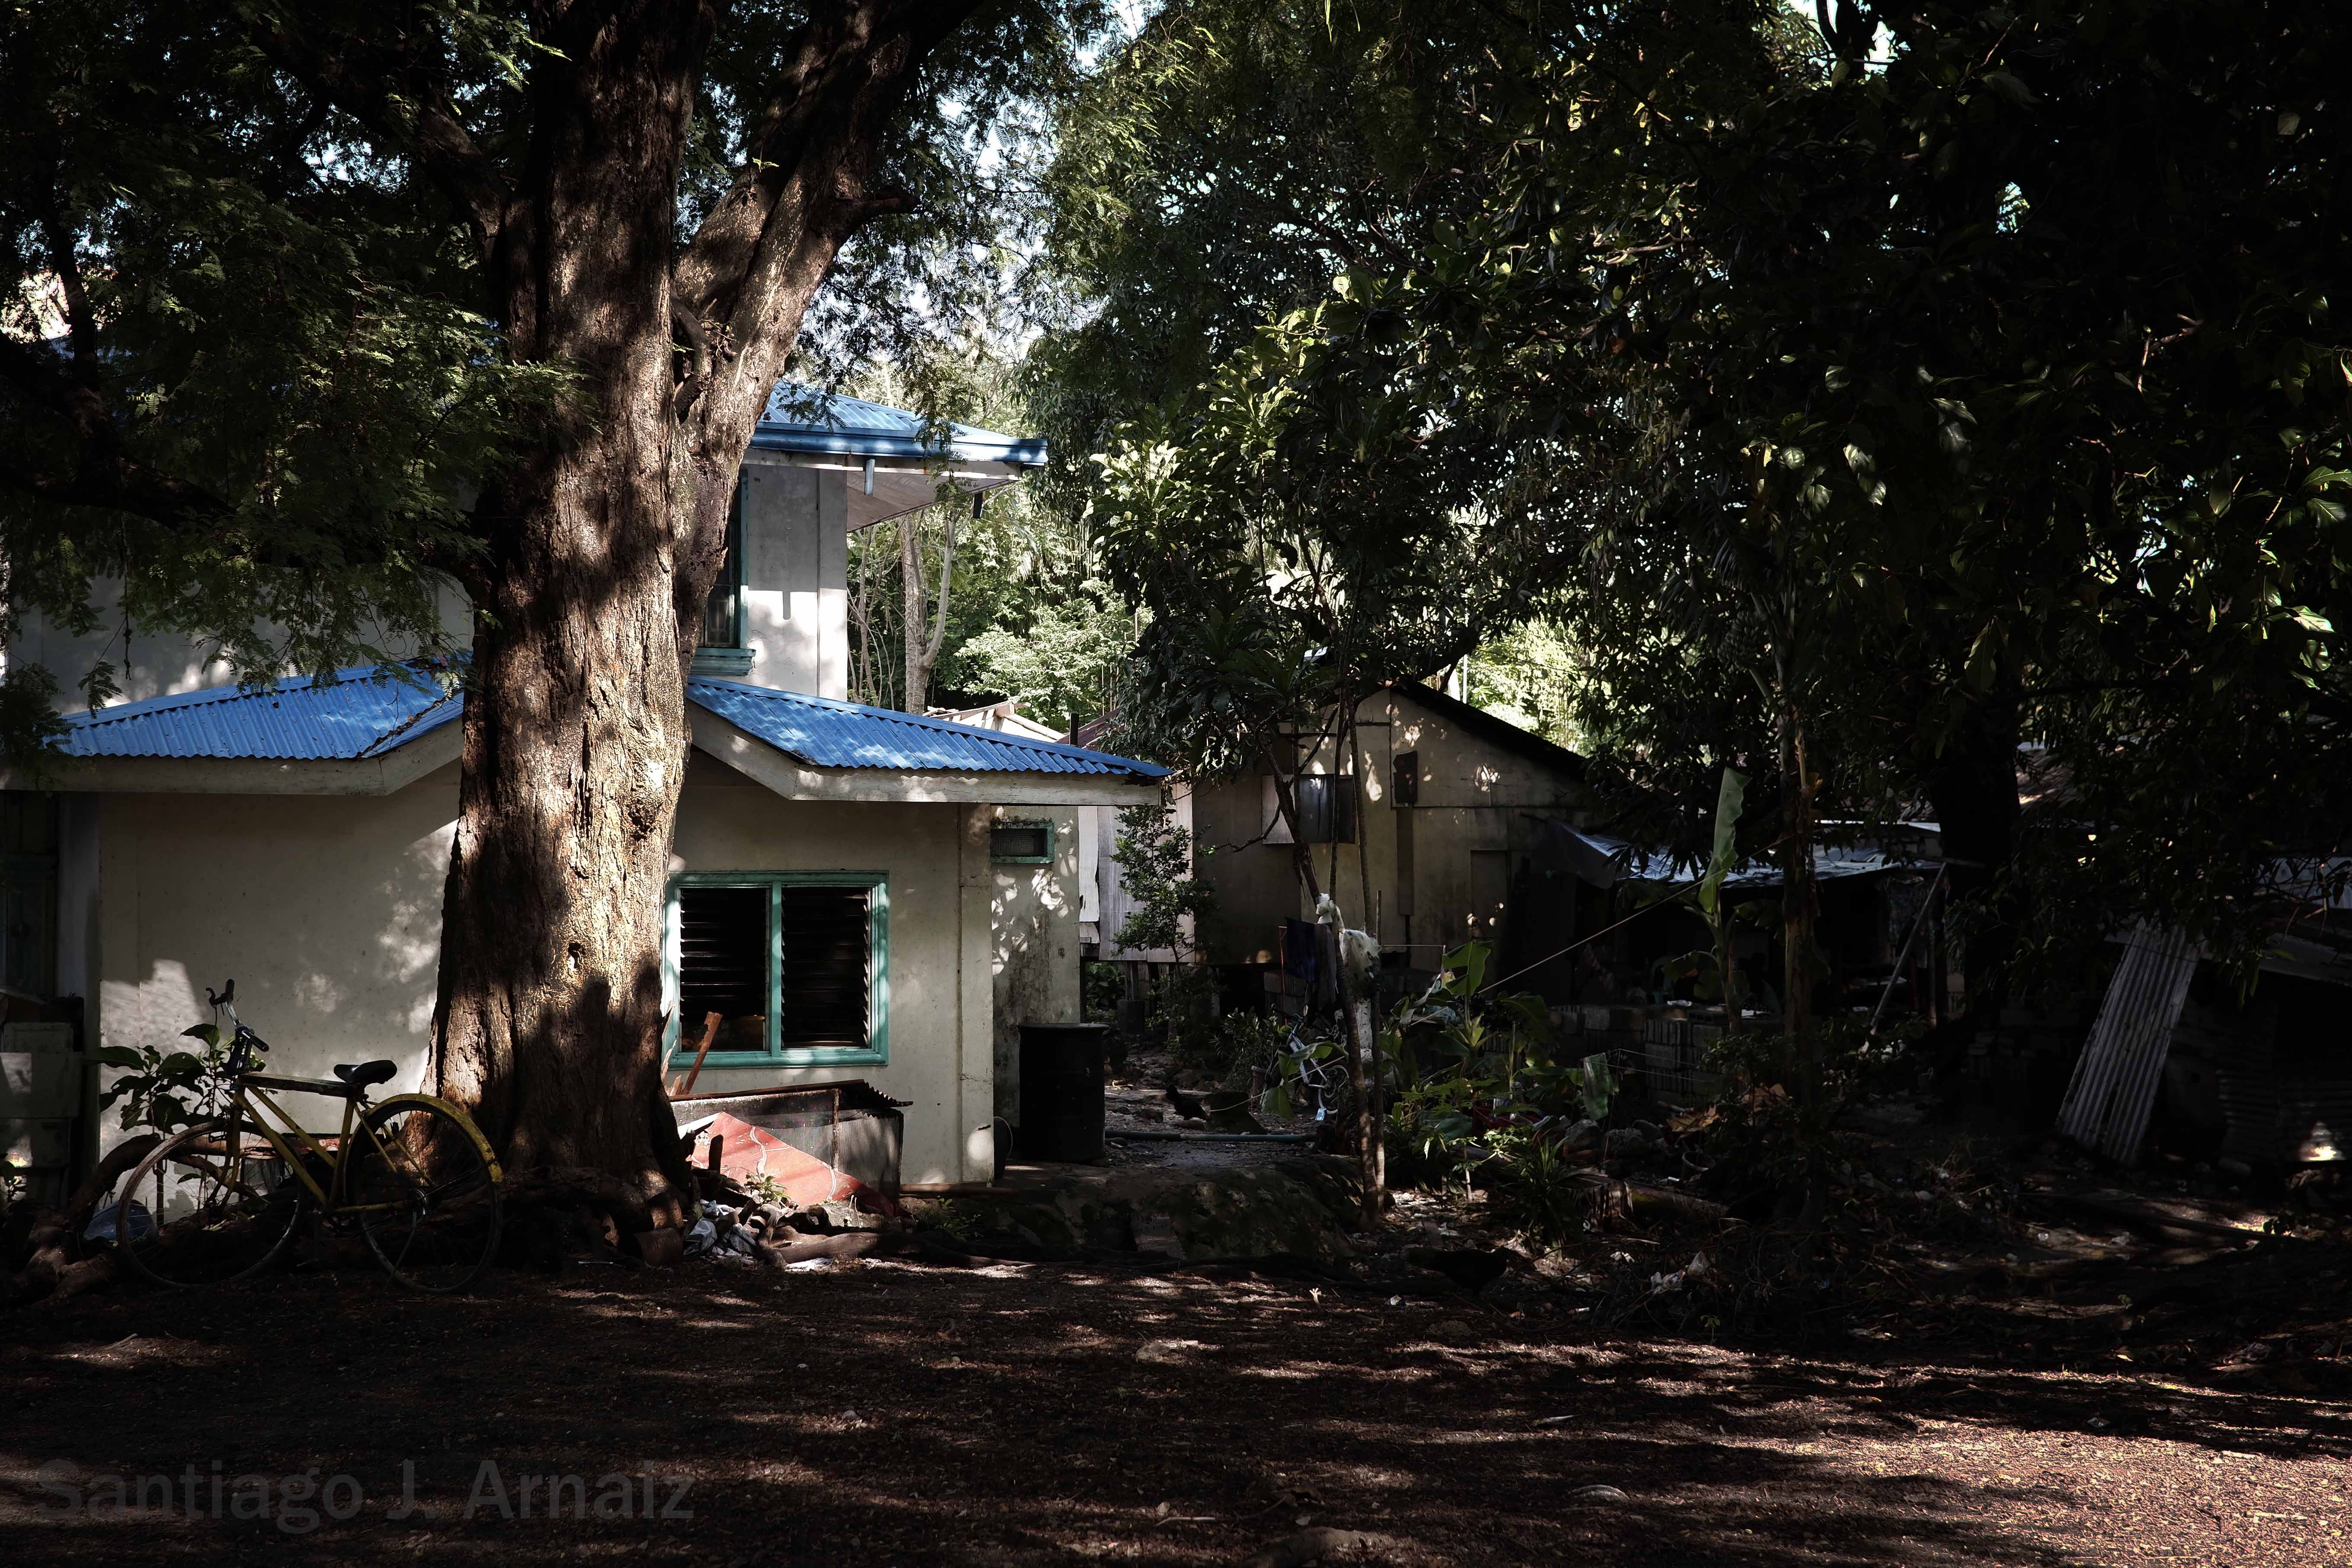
[{"x1": 1, "y1": 384, "x2": 1161, "y2": 1190}]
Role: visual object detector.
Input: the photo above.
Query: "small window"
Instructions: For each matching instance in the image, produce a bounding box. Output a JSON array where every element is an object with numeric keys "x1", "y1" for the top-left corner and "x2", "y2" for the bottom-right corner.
[
  {"x1": 1261, "y1": 776, "x2": 1294, "y2": 845},
  {"x1": 1392, "y1": 750, "x2": 1420, "y2": 807},
  {"x1": 990, "y1": 821, "x2": 1053, "y2": 864},
  {"x1": 699, "y1": 480, "x2": 745, "y2": 650},
  {"x1": 1292, "y1": 774, "x2": 1359, "y2": 844},
  {"x1": 668, "y1": 872, "x2": 887, "y2": 1066}
]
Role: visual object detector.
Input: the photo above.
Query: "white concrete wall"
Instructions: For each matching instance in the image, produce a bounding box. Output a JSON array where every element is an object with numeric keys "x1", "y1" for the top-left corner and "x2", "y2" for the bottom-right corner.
[
  {"x1": 10, "y1": 581, "x2": 476, "y2": 714},
  {"x1": 88, "y1": 779, "x2": 459, "y2": 1116},
  {"x1": 667, "y1": 773, "x2": 993, "y2": 1182},
  {"x1": 988, "y1": 805, "x2": 1081, "y2": 1120},
  {"x1": 736, "y1": 456, "x2": 849, "y2": 700},
  {"x1": 16, "y1": 458, "x2": 856, "y2": 713},
  {"x1": 81, "y1": 761, "x2": 1033, "y2": 1187}
]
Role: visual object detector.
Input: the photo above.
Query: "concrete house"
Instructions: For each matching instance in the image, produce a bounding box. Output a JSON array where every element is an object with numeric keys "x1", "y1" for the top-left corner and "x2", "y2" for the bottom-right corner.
[{"x1": 0, "y1": 384, "x2": 1163, "y2": 1196}]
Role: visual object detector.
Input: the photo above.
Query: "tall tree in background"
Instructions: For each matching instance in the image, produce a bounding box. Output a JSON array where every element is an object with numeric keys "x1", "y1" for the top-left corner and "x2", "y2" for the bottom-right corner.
[
  {"x1": 1, "y1": 0, "x2": 1101, "y2": 1208},
  {"x1": 1261, "y1": 0, "x2": 2352, "y2": 1009}
]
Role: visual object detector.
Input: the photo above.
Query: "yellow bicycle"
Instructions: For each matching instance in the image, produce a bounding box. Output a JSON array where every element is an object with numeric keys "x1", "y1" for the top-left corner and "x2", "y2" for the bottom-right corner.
[{"x1": 112, "y1": 981, "x2": 504, "y2": 1292}]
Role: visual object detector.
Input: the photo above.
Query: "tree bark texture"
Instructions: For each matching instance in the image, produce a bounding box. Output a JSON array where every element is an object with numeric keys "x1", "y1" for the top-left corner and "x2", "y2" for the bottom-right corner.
[{"x1": 272, "y1": 0, "x2": 980, "y2": 1209}]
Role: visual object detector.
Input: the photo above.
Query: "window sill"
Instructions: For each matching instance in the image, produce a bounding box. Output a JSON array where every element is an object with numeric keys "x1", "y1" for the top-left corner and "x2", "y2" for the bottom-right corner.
[
  {"x1": 668, "y1": 1047, "x2": 887, "y2": 1072},
  {"x1": 692, "y1": 647, "x2": 756, "y2": 677}
]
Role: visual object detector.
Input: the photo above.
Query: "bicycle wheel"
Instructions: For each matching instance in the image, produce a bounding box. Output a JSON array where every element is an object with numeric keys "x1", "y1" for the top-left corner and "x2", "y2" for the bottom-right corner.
[
  {"x1": 114, "y1": 1118, "x2": 307, "y2": 1289},
  {"x1": 348, "y1": 1099, "x2": 502, "y2": 1292}
]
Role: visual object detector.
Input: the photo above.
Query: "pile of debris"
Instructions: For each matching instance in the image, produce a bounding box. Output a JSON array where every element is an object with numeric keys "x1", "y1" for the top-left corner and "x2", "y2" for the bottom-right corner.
[{"x1": 1, "y1": 1134, "x2": 162, "y2": 1305}]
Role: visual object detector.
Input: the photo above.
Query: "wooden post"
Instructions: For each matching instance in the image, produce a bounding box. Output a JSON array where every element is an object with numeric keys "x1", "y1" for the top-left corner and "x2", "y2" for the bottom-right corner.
[{"x1": 668, "y1": 1011, "x2": 724, "y2": 1099}]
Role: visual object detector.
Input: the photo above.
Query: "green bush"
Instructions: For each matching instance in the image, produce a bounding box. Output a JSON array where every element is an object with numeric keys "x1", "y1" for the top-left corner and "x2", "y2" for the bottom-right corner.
[
  {"x1": 1081, "y1": 960, "x2": 1125, "y2": 1024},
  {"x1": 1484, "y1": 1127, "x2": 1590, "y2": 1247}
]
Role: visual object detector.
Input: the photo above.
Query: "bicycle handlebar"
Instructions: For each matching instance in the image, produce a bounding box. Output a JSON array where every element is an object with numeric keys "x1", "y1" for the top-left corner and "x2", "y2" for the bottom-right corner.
[{"x1": 207, "y1": 980, "x2": 267, "y2": 1072}]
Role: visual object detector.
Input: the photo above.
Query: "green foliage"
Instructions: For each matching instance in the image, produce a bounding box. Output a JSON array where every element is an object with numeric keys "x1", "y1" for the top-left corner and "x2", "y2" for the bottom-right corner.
[
  {"x1": 0, "y1": 3, "x2": 576, "y2": 730},
  {"x1": 922, "y1": 1198, "x2": 987, "y2": 1241},
  {"x1": 1047, "y1": 0, "x2": 1636, "y2": 790},
  {"x1": 1243, "y1": 1016, "x2": 1342, "y2": 1120},
  {"x1": 1677, "y1": 1017, "x2": 1919, "y2": 1195},
  {"x1": 1056, "y1": 0, "x2": 2352, "y2": 1010},
  {"x1": 1108, "y1": 798, "x2": 1230, "y2": 1073},
  {"x1": 3, "y1": 0, "x2": 1115, "y2": 757},
  {"x1": 96, "y1": 1023, "x2": 227, "y2": 1137},
  {"x1": 1112, "y1": 798, "x2": 1214, "y2": 958},
  {"x1": 1030, "y1": 0, "x2": 1499, "y2": 518},
  {"x1": 1383, "y1": 942, "x2": 1596, "y2": 1174},
  {"x1": 1457, "y1": 622, "x2": 1589, "y2": 750},
  {"x1": 1081, "y1": 960, "x2": 1126, "y2": 1025},
  {"x1": 841, "y1": 346, "x2": 1139, "y2": 729},
  {"x1": 740, "y1": 1172, "x2": 797, "y2": 1213},
  {"x1": 1482, "y1": 1127, "x2": 1591, "y2": 1247},
  {"x1": 1270, "y1": 0, "x2": 2352, "y2": 982},
  {"x1": 1150, "y1": 962, "x2": 1226, "y2": 1074}
]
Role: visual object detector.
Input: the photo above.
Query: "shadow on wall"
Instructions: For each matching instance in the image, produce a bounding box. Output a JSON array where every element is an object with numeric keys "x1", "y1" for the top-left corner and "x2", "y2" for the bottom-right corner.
[{"x1": 96, "y1": 795, "x2": 459, "y2": 1125}]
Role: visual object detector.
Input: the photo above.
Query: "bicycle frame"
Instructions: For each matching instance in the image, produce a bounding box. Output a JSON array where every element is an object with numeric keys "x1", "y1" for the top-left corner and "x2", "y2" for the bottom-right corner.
[
  {"x1": 181, "y1": 986, "x2": 504, "y2": 1222},
  {"x1": 215, "y1": 1079, "x2": 377, "y2": 1212},
  {"x1": 214, "y1": 1084, "x2": 505, "y2": 1217}
]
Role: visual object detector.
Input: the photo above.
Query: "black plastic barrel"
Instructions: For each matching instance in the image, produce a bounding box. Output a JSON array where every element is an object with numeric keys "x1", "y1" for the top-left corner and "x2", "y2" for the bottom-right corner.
[{"x1": 1017, "y1": 1022, "x2": 1109, "y2": 1163}]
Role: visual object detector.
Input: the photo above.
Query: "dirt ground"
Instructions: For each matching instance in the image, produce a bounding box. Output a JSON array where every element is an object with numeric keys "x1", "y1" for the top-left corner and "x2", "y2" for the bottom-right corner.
[{"x1": 5, "y1": 1229, "x2": 2349, "y2": 1568}]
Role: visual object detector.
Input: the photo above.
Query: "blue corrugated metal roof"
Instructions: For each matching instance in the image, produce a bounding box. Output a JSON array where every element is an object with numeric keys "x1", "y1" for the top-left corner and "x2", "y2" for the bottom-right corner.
[
  {"x1": 61, "y1": 667, "x2": 459, "y2": 760},
  {"x1": 56, "y1": 667, "x2": 1164, "y2": 781},
  {"x1": 688, "y1": 679, "x2": 1165, "y2": 778},
  {"x1": 750, "y1": 381, "x2": 1048, "y2": 466}
]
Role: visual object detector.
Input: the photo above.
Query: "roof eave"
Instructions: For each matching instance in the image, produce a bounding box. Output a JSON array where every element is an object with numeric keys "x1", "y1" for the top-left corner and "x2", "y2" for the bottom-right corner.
[
  {"x1": 3, "y1": 720, "x2": 462, "y2": 795},
  {"x1": 686, "y1": 707, "x2": 1163, "y2": 806},
  {"x1": 747, "y1": 430, "x2": 1048, "y2": 466}
]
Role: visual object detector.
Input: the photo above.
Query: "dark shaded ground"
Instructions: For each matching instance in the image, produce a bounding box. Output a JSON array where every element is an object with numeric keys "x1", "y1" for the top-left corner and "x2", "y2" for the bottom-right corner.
[{"x1": 5, "y1": 1243, "x2": 2350, "y2": 1568}]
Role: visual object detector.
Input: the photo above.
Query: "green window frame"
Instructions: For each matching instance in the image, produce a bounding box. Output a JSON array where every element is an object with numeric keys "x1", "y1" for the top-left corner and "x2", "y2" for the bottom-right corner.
[
  {"x1": 664, "y1": 870, "x2": 889, "y2": 1068},
  {"x1": 990, "y1": 819, "x2": 1055, "y2": 865},
  {"x1": 692, "y1": 480, "x2": 755, "y2": 677}
]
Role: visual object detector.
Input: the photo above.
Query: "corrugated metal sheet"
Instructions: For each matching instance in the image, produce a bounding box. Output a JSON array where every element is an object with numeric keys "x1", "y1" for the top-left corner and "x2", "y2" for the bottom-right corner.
[
  {"x1": 1570, "y1": 826, "x2": 1906, "y2": 888},
  {"x1": 689, "y1": 679, "x2": 1165, "y2": 778},
  {"x1": 56, "y1": 666, "x2": 1162, "y2": 780},
  {"x1": 61, "y1": 667, "x2": 459, "y2": 760},
  {"x1": 2059, "y1": 924, "x2": 2201, "y2": 1164},
  {"x1": 750, "y1": 381, "x2": 1047, "y2": 465}
]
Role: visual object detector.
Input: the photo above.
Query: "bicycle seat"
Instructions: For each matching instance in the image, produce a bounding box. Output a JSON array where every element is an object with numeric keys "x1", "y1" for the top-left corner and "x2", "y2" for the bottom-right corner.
[{"x1": 333, "y1": 1060, "x2": 398, "y2": 1093}]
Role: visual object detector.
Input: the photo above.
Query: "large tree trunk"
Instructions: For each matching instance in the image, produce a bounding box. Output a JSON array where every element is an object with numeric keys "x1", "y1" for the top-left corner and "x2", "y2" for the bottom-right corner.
[
  {"x1": 417, "y1": 0, "x2": 976, "y2": 1212},
  {"x1": 426, "y1": 10, "x2": 714, "y2": 1216}
]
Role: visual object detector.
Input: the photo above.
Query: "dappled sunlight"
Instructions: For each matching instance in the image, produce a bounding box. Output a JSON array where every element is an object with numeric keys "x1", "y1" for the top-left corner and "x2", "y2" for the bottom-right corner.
[{"x1": 3, "y1": 1259, "x2": 2346, "y2": 1566}]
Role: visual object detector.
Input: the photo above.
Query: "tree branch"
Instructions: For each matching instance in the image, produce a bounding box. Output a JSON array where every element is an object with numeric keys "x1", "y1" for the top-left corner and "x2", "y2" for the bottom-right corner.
[
  {"x1": 0, "y1": 334, "x2": 231, "y2": 529},
  {"x1": 243, "y1": 13, "x2": 511, "y2": 263},
  {"x1": 673, "y1": 0, "x2": 979, "y2": 324}
]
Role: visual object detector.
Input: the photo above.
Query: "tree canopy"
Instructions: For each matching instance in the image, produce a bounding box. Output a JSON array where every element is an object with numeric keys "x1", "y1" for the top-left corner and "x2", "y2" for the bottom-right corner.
[{"x1": 1064, "y1": 0, "x2": 2352, "y2": 994}]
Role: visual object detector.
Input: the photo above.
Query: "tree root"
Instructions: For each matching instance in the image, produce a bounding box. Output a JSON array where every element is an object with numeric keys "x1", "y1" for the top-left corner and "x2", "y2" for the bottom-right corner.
[
  {"x1": 3, "y1": 1135, "x2": 163, "y2": 1307},
  {"x1": 1237, "y1": 1527, "x2": 1401, "y2": 1567},
  {"x1": 756, "y1": 1231, "x2": 884, "y2": 1267},
  {"x1": 64, "y1": 1135, "x2": 162, "y2": 1238}
]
